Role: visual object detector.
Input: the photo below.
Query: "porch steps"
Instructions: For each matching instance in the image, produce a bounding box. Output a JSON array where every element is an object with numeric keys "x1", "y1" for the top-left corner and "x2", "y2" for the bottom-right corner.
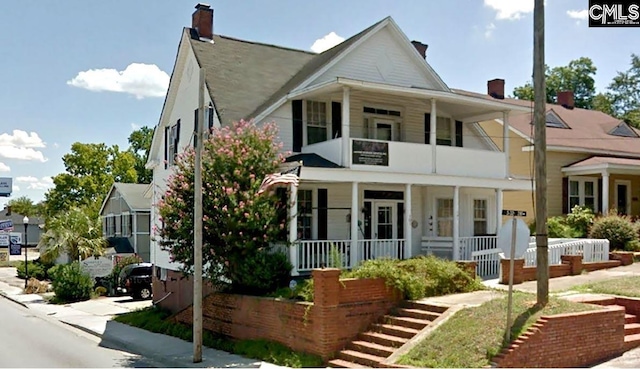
[{"x1": 327, "y1": 302, "x2": 447, "y2": 368}]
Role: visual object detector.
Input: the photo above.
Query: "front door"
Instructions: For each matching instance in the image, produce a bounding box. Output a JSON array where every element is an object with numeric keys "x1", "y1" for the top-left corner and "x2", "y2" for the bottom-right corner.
[
  {"x1": 616, "y1": 182, "x2": 630, "y2": 215},
  {"x1": 371, "y1": 202, "x2": 398, "y2": 259}
]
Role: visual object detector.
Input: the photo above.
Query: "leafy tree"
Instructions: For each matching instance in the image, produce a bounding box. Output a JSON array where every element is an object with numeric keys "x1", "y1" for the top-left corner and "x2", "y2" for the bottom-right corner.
[
  {"x1": 157, "y1": 120, "x2": 291, "y2": 293},
  {"x1": 37, "y1": 206, "x2": 106, "y2": 264},
  {"x1": 128, "y1": 126, "x2": 154, "y2": 184},
  {"x1": 512, "y1": 57, "x2": 597, "y2": 109},
  {"x1": 607, "y1": 54, "x2": 640, "y2": 128},
  {"x1": 44, "y1": 143, "x2": 137, "y2": 217},
  {"x1": 6, "y1": 196, "x2": 45, "y2": 217}
]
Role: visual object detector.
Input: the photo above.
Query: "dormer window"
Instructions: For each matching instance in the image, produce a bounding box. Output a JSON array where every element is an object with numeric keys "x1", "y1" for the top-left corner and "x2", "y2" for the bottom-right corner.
[
  {"x1": 545, "y1": 110, "x2": 569, "y2": 129},
  {"x1": 609, "y1": 122, "x2": 639, "y2": 138}
]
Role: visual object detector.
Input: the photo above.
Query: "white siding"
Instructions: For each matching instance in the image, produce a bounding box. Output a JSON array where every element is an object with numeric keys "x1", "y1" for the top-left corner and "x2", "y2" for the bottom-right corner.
[
  {"x1": 150, "y1": 44, "x2": 219, "y2": 272},
  {"x1": 307, "y1": 27, "x2": 440, "y2": 90},
  {"x1": 259, "y1": 102, "x2": 293, "y2": 153}
]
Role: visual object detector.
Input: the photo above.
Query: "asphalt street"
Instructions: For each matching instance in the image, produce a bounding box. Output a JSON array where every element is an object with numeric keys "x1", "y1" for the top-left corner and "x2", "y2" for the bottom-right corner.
[{"x1": 0, "y1": 297, "x2": 155, "y2": 368}]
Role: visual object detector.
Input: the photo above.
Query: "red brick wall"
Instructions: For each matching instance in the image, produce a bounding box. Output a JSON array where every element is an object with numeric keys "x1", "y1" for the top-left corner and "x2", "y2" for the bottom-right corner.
[
  {"x1": 172, "y1": 269, "x2": 401, "y2": 359},
  {"x1": 152, "y1": 269, "x2": 215, "y2": 313},
  {"x1": 615, "y1": 297, "x2": 640, "y2": 317},
  {"x1": 500, "y1": 256, "x2": 624, "y2": 285},
  {"x1": 495, "y1": 307, "x2": 625, "y2": 368},
  {"x1": 583, "y1": 260, "x2": 621, "y2": 272}
]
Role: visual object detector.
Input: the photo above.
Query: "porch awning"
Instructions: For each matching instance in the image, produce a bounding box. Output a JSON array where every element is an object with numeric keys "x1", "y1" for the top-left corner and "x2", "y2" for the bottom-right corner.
[
  {"x1": 285, "y1": 153, "x2": 342, "y2": 168},
  {"x1": 562, "y1": 156, "x2": 640, "y2": 175},
  {"x1": 106, "y1": 237, "x2": 135, "y2": 254}
]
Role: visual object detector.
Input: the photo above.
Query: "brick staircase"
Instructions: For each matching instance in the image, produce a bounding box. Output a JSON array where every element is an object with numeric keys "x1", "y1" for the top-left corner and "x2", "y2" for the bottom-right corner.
[
  {"x1": 328, "y1": 301, "x2": 448, "y2": 368},
  {"x1": 583, "y1": 297, "x2": 640, "y2": 351}
]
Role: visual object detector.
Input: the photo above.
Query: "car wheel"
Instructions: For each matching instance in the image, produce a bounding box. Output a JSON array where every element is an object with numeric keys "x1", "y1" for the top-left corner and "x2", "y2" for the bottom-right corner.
[{"x1": 137, "y1": 286, "x2": 152, "y2": 300}]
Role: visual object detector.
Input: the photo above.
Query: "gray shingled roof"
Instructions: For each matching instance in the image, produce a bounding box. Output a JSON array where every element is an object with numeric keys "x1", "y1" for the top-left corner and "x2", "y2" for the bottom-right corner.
[
  {"x1": 188, "y1": 17, "x2": 386, "y2": 125},
  {"x1": 189, "y1": 31, "x2": 315, "y2": 126},
  {"x1": 113, "y1": 183, "x2": 151, "y2": 211}
]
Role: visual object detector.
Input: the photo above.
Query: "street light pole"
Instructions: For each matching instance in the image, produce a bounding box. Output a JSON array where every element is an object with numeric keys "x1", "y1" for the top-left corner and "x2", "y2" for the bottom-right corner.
[{"x1": 23, "y1": 216, "x2": 29, "y2": 290}]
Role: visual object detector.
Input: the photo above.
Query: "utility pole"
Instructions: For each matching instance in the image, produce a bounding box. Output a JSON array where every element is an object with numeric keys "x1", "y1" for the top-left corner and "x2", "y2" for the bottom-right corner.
[
  {"x1": 533, "y1": 0, "x2": 549, "y2": 306},
  {"x1": 193, "y1": 67, "x2": 205, "y2": 363}
]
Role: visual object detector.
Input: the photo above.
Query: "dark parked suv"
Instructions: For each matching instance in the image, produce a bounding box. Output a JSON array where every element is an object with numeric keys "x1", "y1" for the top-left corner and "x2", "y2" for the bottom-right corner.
[{"x1": 118, "y1": 263, "x2": 153, "y2": 300}]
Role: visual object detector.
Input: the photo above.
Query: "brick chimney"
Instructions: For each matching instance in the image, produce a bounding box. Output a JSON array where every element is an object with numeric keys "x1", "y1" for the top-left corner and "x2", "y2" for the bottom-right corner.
[
  {"x1": 487, "y1": 79, "x2": 505, "y2": 100},
  {"x1": 411, "y1": 41, "x2": 428, "y2": 59},
  {"x1": 192, "y1": 3, "x2": 214, "y2": 40},
  {"x1": 557, "y1": 90, "x2": 575, "y2": 109}
]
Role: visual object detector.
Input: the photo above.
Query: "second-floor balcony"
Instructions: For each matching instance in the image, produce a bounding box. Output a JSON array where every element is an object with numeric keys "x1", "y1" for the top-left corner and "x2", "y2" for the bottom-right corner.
[{"x1": 302, "y1": 138, "x2": 507, "y2": 179}]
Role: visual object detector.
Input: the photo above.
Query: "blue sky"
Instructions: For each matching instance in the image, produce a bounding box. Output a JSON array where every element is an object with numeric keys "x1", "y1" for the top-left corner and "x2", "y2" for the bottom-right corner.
[{"x1": 0, "y1": 0, "x2": 636, "y2": 208}]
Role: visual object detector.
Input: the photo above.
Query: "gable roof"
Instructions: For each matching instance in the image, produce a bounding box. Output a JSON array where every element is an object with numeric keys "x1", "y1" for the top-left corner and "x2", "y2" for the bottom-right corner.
[
  {"x1": 99, "y1": 183, "x2": 152, "y2": 215},
  {"x1": 455, "y1": 89, "x2": 640, "y2": 156},
  {"x1": 189, "y1": 29, "x2": 316, "y2": 126}
]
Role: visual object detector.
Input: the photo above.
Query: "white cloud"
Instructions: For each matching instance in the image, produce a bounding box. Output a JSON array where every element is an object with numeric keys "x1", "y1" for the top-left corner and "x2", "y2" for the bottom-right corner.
[
  {"x1": 131, "y1": 123, "x2": 141, "y2": 131},
  {"x1": 567, "y1": 9, "x2": 588, "y2": 20},
  {"x1": 484, "y1": 0, "x2": 534, "y2": 20},
  {"x1": 53, "y1": 142, "x2": 59, "y2": 148},
  {"x1": 0, "y1": 130, "x2": 45, "y2": 148},
  {"x1": 16, "y1": 176, "x2": 54, "y2": 190},
  {"x1": 67, "y1": 63, "x2": 170, "y2": 99},
  {"x1": 0, "y1": 129, "x2": 48, "y2": 162},
  {"x1": 485, "y1": 23, "x2": 496, "y2": 38},
  {"x1": 13, "y1": 185, "x2": 20, "y2": 192},
  {"x1": 310, "y1": 32, "x2": 345, "y2": 53},
  {"x1": 0, "y1": 162, "x2": 9, "y2": 172}
]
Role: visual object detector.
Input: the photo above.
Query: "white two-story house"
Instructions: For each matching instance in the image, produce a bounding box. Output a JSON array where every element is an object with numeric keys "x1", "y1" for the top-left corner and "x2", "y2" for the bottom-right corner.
[{"x1": 147, "y1": 4, "x2": 532, "y2": 290}]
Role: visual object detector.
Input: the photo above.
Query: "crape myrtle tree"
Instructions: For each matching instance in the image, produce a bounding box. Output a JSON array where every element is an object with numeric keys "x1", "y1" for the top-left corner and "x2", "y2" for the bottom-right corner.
[{"x1": 156, "y1": 120, "x2": 292, "y2": 294}]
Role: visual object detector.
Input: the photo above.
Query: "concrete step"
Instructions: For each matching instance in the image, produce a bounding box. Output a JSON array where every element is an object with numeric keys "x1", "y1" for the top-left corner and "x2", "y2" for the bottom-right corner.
[
  {"x1": 626, "y1": 314, "x2": 638, "y2": 324},
  {"x1": 348, "y1": 340, "x2": 395, "y2": 358},
  {"x1": 359, "y1": 332, "x2": 408, "y2": 348},
  {"x1": 401, "y1": 301, "x2": 448, "y2": 314},
  {"x1": 338, "y1": 350, "x2": 386, "y2": 367},
  {"x1": 394, "y1": 307, "x2": 441, "y2": 321},
  {"x1": 327, "y1": 358, "x2": 370, "y2": 368},
  {"x1": 625, "y1": 323, "x2": 640, "y2": 335},
  {"x1": 624, "y1": 333, "x2": 640, "y2": 350},
  {"x1": 384, "y1": 315, "x2": 431, "y2": 330},
  {"x1": 372, "y1": 323, "x2": 420, "y2": 339}
]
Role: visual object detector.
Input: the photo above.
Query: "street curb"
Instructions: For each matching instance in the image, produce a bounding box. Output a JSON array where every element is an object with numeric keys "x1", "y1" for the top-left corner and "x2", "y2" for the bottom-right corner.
[
  {"x1": 0, "y1": 291, "x2": 28, "y2": 309},
  {"x1": 60, "y1": 321, "x2": 104, "y2": 339}
]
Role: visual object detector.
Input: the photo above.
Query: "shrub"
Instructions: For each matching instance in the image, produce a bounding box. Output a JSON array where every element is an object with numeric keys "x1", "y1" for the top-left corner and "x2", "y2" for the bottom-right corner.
[
  {"x1": 565, "y1": 205, "x2": 595, "y2": 237},
  {"x1": 590, "y1": 213, "x2": 638, "y2": 250},
  {"x1": 547, "y1": 216, "x2": 581, "y2": 238},
  {"x1": 52, "y1": 261, "x2": 95, "y2": 302},
  {"x1": 229, "y1": 251, "x2": 292, "y2": 295},
  {"x1": 47, "y1": 264, "x2": 64, "y2": 281},
  {"x1": 342, "y1": 256, "x2": 484, "y2": 300},
  {"x1": 16, "y1": 261, "x2": 46, "y2": 280}
]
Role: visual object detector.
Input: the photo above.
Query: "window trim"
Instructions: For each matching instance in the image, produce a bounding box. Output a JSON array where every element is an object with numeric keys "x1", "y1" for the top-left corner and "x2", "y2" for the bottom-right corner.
[
  {"x1": 303, "y1": 100, "x2": 330, "y2": 146},
  {"x1": 567, "y1": 176, "x2": 599, "y2": 213},
  {"x1": 435, "y1": 198, "x2": 454, "y2": 237},
  {"x1": 472, "y1": 198, "x2": 488, "y2": 236}
]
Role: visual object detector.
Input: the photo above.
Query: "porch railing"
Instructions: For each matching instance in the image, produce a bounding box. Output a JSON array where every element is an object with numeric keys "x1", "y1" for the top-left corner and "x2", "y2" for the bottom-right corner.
[
  {"x1": 523, "y1": 239, "x2": 610, "y2": 266},
  {"x1": 358, "y1": 239, "x2": 406, "y2": 261},
  {"x1": 297, "y1": 240, "x2": 352, "y2": 272},
  {"x1": 459, "y1": 236, "x2": 498, "y2": 260}
]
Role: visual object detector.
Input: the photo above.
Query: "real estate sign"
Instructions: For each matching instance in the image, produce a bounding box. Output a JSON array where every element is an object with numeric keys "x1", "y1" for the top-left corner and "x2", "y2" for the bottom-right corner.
[
  {"x1": 0, "y1": 178, "x2": 12, "y2": 197},
  {"x1": 352, "y1": 139, "x2": 389, "y2": 166},
  {"x1": 9, "y1": 232, "x2": 21, "y2": 256}
]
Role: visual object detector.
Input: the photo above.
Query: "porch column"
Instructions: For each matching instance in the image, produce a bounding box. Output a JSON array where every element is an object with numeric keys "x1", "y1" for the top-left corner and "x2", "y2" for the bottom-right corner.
[
  {"x1": 503, "y1": 111, "x2": 510, "y2": 178},
  {"x1": 350, "y1": 182, "x2": 359, "y2": 269},
  {"x1": 430, "y1": 99, "x2": 437, "y2": 173},
  {"x1": 404, "y1": 183, "x2": 412, "y2": 259},
  {"x1": 602, "y1": 172, "x2": 610, "y2": 214},
  {"x1": 342, "y1": 87, "x2": 351, "y2": 167},
  {"x1": 496, "y1": 188, "x2": 503, "y2": 233},
  {"x1": 289, "y1": 183, "x2": 299, "y2": 276},
  {"x1": 453, "y1": 186, "x2": 460, "y2": 261}
]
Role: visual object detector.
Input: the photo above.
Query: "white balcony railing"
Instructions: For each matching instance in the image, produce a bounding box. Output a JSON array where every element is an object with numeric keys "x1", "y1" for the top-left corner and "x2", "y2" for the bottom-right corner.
[
  {"x1": 436, "y1": 146, "x2": 506, "y2": 178},
  {"x1": 301, "y1": 138, "x2": 342, "y2": 166}
]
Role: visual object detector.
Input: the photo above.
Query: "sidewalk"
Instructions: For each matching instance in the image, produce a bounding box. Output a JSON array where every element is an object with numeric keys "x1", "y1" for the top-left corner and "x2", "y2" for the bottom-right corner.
[{"x1": 0, "y1": 267, "x2": 282, "y2": 368}]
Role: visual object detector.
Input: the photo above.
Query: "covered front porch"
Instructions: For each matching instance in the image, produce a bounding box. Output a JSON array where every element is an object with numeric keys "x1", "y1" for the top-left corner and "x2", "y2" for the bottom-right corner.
[{"x1": 282, "y1": 165, "x2": 529, "y2": 275}]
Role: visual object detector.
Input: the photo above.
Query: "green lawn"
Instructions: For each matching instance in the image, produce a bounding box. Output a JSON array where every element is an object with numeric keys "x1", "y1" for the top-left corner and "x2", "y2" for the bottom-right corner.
[
  {"x1": 397, "y1": 292, "x2": 599, "y2": 368},
  {"x1": 571, "y1": 276, "x2": 640, "y2": 298},
  {"x1": 114, "y1": 307, "x2": 324, "y2": 368}
]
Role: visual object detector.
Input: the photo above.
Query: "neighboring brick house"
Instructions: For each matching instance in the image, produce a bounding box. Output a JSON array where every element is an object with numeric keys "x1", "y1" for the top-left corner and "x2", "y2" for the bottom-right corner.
[
  {"x1": 476, "y1": 81, "x2": 640, "y2": 224},
  {"x1": 146, "y1": 4, "x2": 535, "y2": 312},
  {"x1": 99, "y1": 182, "x2": 152, "y2": 262}
]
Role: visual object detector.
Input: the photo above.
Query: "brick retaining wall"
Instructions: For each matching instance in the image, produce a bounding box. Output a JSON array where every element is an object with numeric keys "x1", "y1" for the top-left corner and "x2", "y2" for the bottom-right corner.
[{"x1": 500, "y1": 255, "x2": 623, "y2": 285}]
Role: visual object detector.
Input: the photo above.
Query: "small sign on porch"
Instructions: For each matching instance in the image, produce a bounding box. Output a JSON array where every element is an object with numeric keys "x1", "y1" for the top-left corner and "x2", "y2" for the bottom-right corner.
[{"x1": 352, "y1": 140, "x2": 389, "y2": 166}]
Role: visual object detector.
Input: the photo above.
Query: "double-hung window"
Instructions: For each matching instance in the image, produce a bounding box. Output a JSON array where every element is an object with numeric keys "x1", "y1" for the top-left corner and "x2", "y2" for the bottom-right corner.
[
  {"x1": 436, "y1": 117, "x2": 452, "y2": 146},
  {"x1": 473, "y1": 199, "x2": 488, "y2": 235},
  {"x1": 568, "y1": 177, "x2": 598, "y2": 212},
  {"x1": 306, "y1": 101, "x2": 327, "y2": 145}
]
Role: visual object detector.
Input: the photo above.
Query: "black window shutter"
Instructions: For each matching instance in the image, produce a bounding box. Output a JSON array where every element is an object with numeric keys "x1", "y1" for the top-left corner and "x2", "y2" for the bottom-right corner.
[
  {"x1": 455, "y1": 120, "x2": 463, "y2": 147},
  {"x1": 331, "y1": 102, "x2": 342, "y2": 139},
  {"x1": 208, "y1": 107, "x2": 214, "y2": 131},
  {"x1": 164, "y1": 126, "x2": 169, "y2": 169},
  {"x1": 175, "y1": 119, "x2": 181, "y2": 148},
  {"x1": 276, "y1": 188, "x2": 288, "y2": 241},
  {"x1": 317, "y1": 189, "x2": 328, "y2": 240},
  {"x1": 562, "y1": 177, "x2": 569, "y2": 214},
  {"x1": 397, "y1": 202, "x2": 405, "y2": 259},
  {"x1": 194, "y1": 108, "x2": 199, "y2": 147},
  {"x1": 424, "y1": 113, "x2": 431, "y2": 144},
  {"x1": 292, "y1": 100, "x2": 303, "y2": 152},
  {"x1": 597, "y1": 178, "x2": 603, "y2": 214},
  {"x1": 363, "y1": 201, "x2": 372, "y2": 239}
]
